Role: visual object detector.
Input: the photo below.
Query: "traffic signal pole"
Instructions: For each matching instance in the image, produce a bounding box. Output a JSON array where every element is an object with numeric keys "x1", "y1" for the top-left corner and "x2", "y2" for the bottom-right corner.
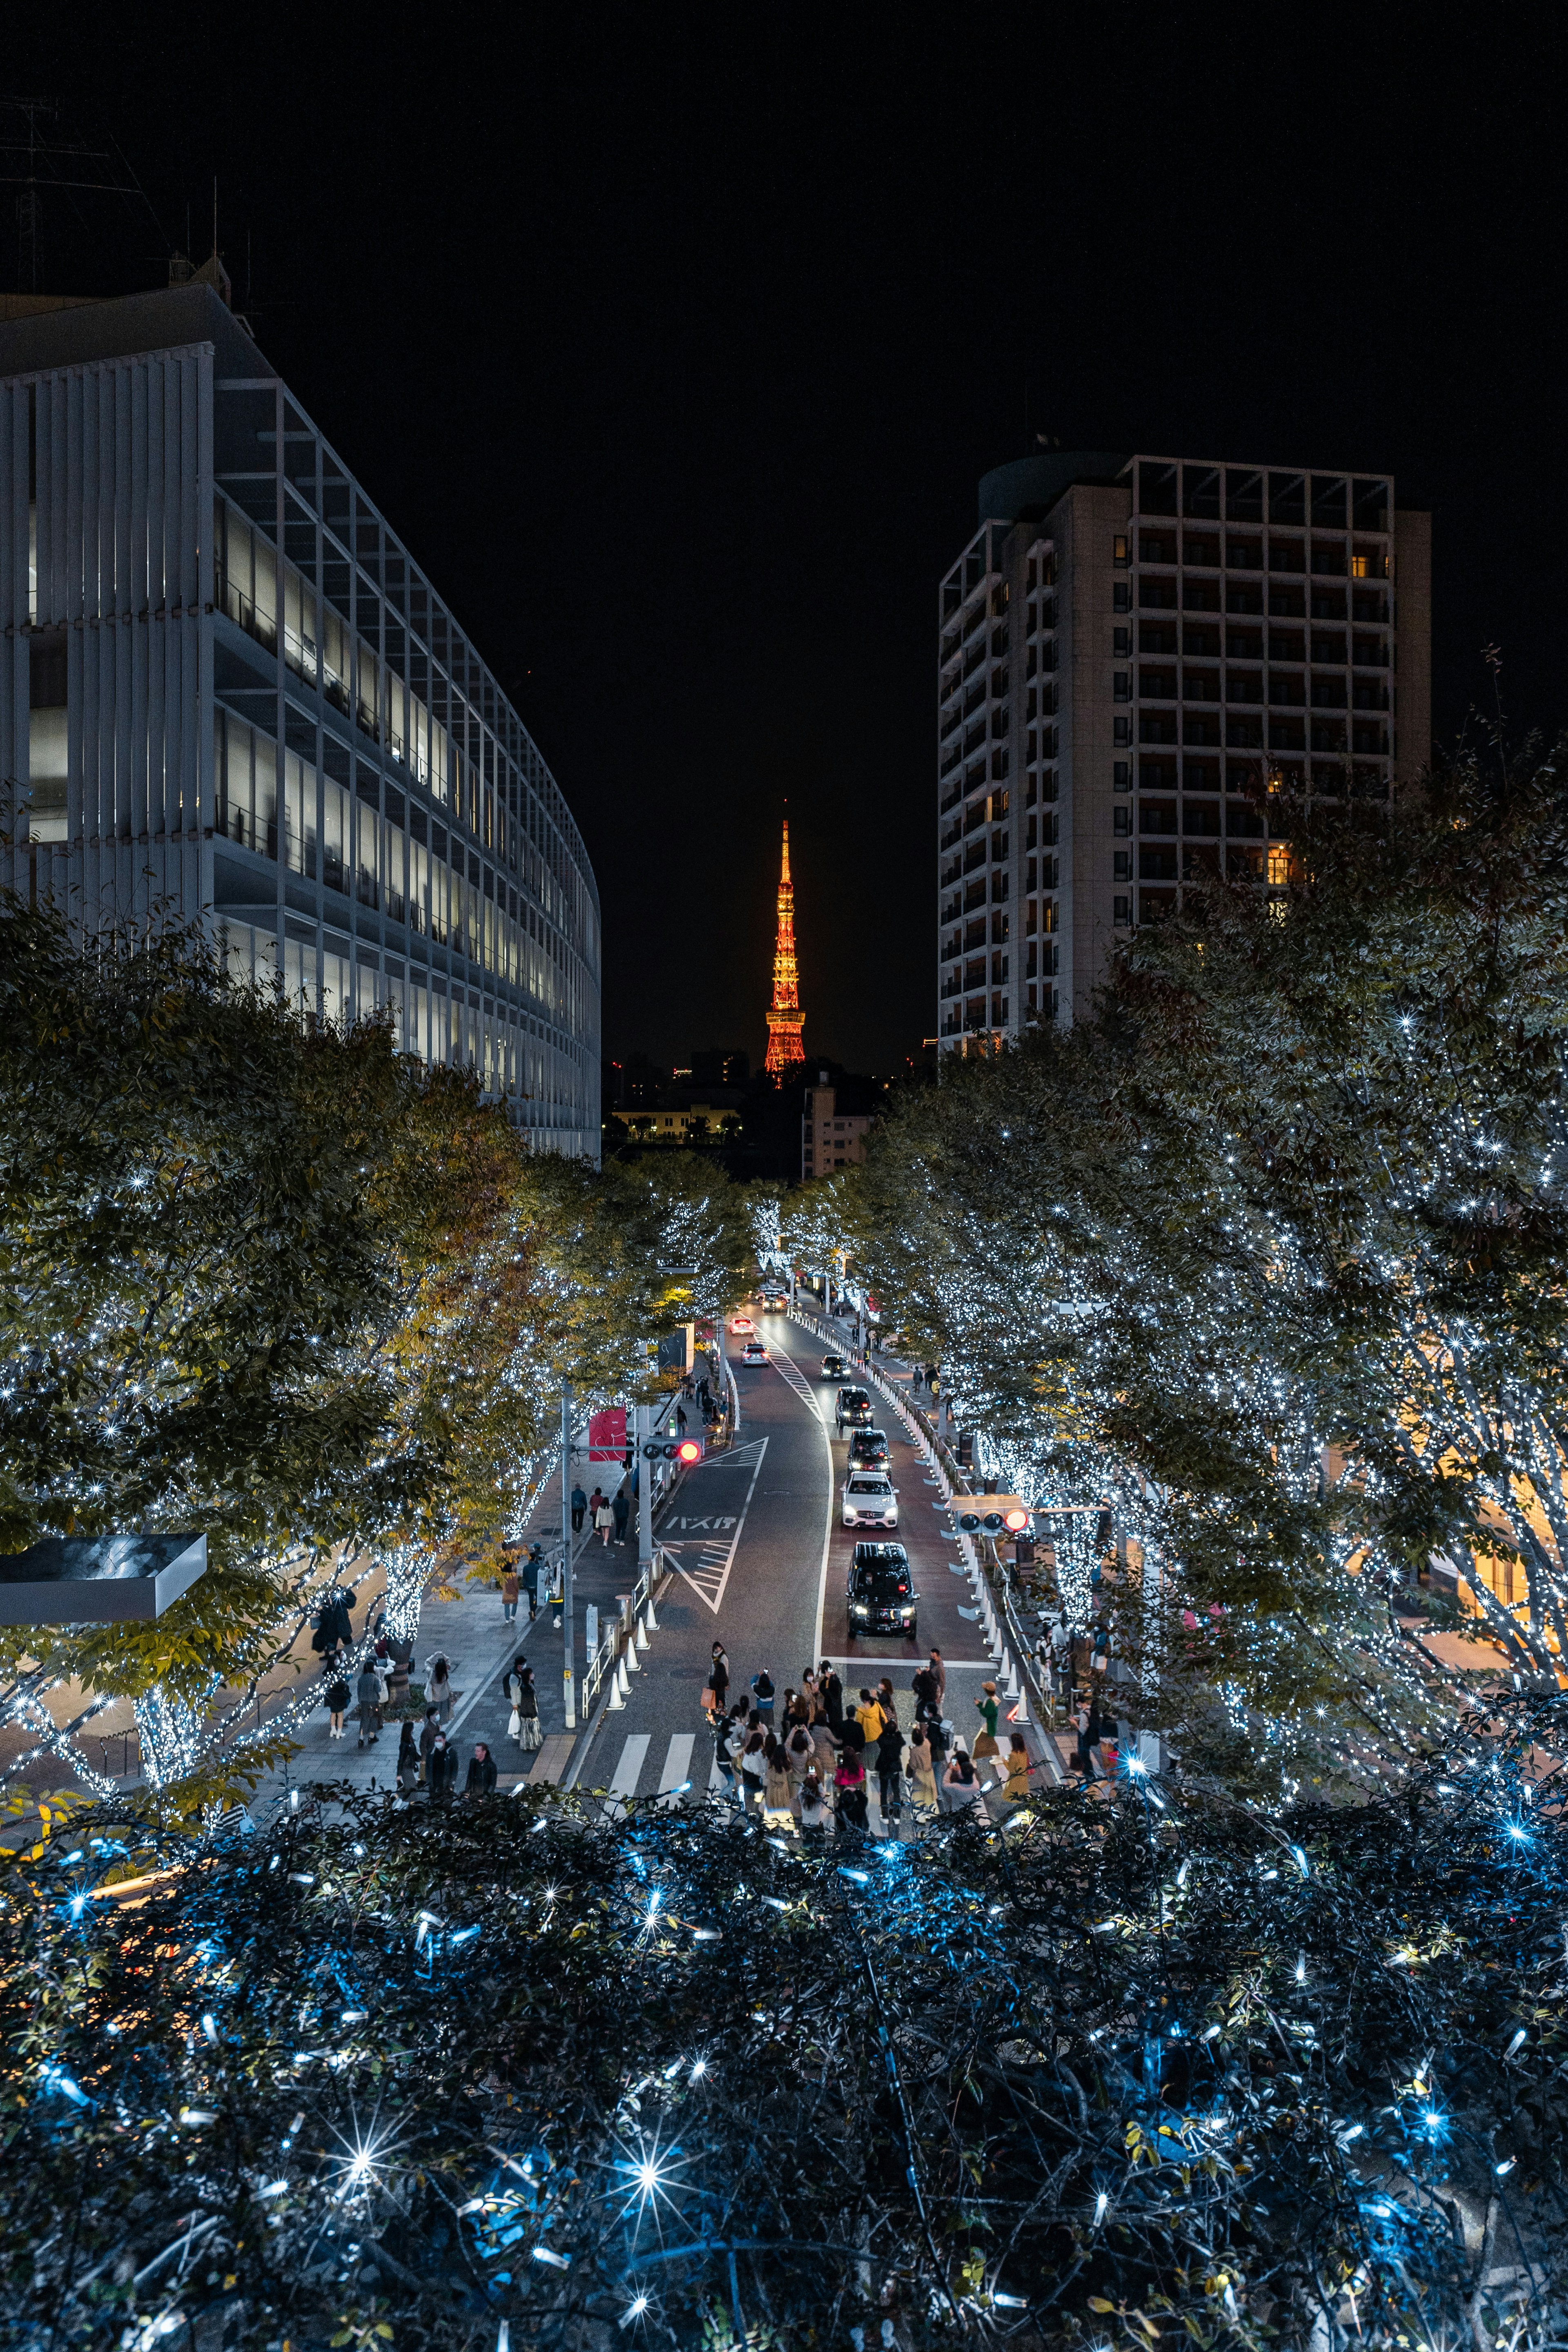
[{"x1": 637, "y1": 1399, "x2": 654, "y2": 1570}]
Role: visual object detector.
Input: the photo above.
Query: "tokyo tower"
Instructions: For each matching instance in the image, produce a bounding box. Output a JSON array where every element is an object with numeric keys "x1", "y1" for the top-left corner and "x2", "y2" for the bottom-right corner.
[{"x1": 764, "y1": 817, "x2": 806, "y2": 1076}]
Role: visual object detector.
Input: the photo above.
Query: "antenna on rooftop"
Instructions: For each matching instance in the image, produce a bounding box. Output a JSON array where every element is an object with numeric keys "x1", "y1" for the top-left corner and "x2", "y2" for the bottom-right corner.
[{"x1": 0, "y1": 97, "x2": 160, "y2": 293}]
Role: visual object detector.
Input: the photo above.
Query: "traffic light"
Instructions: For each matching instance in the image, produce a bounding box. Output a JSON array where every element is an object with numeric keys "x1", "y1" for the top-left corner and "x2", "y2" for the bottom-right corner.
[
  {"x1": 956, "y1": 1494, "x2": 1030, "y2": 1536},
  {"x1": 643, "y1": 1438, "x2": 703, "y2": 1463}
]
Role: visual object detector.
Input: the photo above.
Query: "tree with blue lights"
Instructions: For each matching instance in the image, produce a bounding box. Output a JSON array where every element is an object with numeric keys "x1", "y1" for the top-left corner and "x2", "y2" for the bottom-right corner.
[{"x1": 4, "y1": 1694, "x2": 1564, "y2": 2348}]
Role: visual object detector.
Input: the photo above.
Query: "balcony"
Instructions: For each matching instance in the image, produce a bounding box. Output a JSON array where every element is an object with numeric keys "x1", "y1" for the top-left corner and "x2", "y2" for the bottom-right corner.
[
  {"x1": 1352, "y1": 681, "x2": 1390, "y2": 711},
  {"x1": 941, "y1": 857, "x2": 962, "y2": 887},
  {"x1": 940, "y1": 820, "x2": 962, "y2": 851}
]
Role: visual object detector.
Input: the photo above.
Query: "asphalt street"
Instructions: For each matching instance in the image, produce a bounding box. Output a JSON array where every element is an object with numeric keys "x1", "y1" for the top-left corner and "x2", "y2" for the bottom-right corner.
[{"x1": 562, "y1": 1306, "x2": 999, "y2": 1805}]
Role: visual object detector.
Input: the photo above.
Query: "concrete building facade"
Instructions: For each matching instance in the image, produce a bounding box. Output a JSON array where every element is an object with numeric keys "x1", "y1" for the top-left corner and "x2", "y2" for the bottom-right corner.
[
  {"x1": 0, "y1": 280, "x2": 600, "y2": 1155},
  {"x1": 936, "y1": 450, "x2": 1432, "y2": 1050}
]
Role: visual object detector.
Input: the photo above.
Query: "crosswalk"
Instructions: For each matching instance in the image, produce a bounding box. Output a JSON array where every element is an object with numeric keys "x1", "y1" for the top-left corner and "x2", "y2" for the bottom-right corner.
[{"x1": 592, "y1": 1727, "x2": 716, "y2": 1811}]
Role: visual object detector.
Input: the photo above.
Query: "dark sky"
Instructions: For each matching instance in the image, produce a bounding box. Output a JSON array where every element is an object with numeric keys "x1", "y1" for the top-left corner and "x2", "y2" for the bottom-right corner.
[{"x1": 11, "y1": 15, "x2": 1566, "y2": 1074}]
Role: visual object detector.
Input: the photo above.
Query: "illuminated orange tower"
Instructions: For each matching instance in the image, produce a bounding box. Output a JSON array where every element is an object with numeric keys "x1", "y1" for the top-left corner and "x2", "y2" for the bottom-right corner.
[{"x1": 764, "y1": 817, "x2": 806, "y2": 1076}]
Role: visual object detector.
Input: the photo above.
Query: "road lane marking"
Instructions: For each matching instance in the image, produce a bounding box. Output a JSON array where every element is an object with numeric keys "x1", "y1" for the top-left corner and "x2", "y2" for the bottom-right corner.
[
  {"x1": 662, "y1": 1438, "x2": 770, "y2": 1614},
  {"x1": 657, "y1": 1731, "x2": 695, "y2": 1808},
  {"x1": 606, "y1": 1733, "x2": 650, "y2": 1814},
  {"x1": 771, "y1": 1327, "x2": 838, "y2": 1662}
]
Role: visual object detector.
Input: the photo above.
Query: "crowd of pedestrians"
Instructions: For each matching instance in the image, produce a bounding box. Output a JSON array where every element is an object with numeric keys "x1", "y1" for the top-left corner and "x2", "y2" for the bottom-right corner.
[{"x1": 704, "y1": 1641, "x2": 1036, "y2": 1837}]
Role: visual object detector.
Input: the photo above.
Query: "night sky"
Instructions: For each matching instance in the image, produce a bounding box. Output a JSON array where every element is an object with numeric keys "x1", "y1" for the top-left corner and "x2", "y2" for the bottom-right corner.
[{"x1": 11, "y1": 17, "x2": 1565, "y2": 1076}]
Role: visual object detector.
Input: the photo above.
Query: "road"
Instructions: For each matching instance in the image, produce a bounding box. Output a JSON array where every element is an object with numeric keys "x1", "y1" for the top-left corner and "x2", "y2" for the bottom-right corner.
[{"x1": 561, "y1": 1306, "x2": 1000, "y2": 1806}]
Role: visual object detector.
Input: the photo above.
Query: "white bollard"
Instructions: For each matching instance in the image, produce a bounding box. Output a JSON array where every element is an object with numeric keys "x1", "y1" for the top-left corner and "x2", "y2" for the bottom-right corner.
[{"x1": 635, "y1": 1611, "x2": 651, "y2": 1653}]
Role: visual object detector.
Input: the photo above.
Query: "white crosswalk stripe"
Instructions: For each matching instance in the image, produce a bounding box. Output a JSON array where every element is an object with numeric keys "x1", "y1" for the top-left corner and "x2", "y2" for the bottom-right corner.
[
  {"x1": 657, "y1": 1732, "x2": 695, "y2": 1808},
  {"x1": 605, "y1": 1733, "x2": 650, "y2": 1814}
]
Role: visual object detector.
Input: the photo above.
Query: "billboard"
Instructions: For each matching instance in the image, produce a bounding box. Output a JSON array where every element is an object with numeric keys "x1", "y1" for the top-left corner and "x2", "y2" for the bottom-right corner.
[{"x1": 587, "y1": 1406, "x2": 627, "y2": 1462}]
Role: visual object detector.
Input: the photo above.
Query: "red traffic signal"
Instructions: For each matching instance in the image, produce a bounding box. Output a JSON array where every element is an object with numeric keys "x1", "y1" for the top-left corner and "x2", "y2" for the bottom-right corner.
[{"x1": 674, "y1": 1438, "x2": 702, "y2": 1464}]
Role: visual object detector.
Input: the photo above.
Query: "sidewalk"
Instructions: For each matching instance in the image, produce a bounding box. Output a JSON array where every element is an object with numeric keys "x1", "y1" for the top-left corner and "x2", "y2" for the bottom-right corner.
[{"x1": 251, "y1": 1455, "x2": 695, "y2": 1813}]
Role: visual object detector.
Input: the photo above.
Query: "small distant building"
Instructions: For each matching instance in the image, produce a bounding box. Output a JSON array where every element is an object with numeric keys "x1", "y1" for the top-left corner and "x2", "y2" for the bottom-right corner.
[{"x1": 802, "y1": 1069, "x2": 878, "y2": 1180}]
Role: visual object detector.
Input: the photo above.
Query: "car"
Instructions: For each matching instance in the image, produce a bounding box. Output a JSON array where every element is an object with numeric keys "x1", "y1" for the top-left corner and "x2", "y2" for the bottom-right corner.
[
  {"x1": 847, "y1": 1427, "x2": 890, "y2": 1473},
  {"x1": 740, "y1": 1337, "x2": 769, "y2": 1364},
  {"x1": 835, "y1": 1384, "x2": 873, "y2": 1433},
  {"x1": 847, "y1": 1542, "x2": 918, "y2": 1641},
  {"x1": 729, "y1": 1314, "x2": 755, "y2": 1335},
  {"x1": 761, "y1": 1289, "x2": 787, "y2": 1311},
  {"x1": 820, "y1": 1353, "x2": 846, "y2": 1380},
  {"x1": 842, "y1": 1469, "x2": 899, "y2": 1529}
]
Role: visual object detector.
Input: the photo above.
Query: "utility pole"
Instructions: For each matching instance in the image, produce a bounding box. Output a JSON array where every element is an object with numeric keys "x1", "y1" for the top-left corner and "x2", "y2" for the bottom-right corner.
[{"x1": 560, "y1": 1379, "x2": 575, "y2": 1729}]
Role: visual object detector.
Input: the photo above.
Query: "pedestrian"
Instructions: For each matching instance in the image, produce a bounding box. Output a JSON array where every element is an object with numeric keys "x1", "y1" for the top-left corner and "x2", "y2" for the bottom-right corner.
[
  {"x1": 906, "y1": 1723, "x2": 938, "y2": 1815},
  {"x1": 1074, "y1": 1693, "x2": 1105, "y2": 1781},
  {"x1": 324, "y1": 1653, "x2": 351, "y2": 1740},
  {"x1": 425, "y1": 1655, "x2": 454, "y2": 1724},
  {"x1": 818, "y1": 1660, "x2": 844, "y2": 1735},
  {"x1": 418, "y1": 1706, "x2": 440, "y2": 1786},
  {"x1": 785, "y1": 1720, "x2": 814, "y2": 1802},
  {"x1": 839, "y1": 1703, "x2": 867, "y2": 1763},
  {"x1": 875, "y1": 1710, "x2": 905, "y2": 1829},
  {"x1": 714, "y1": 1707, "x2": 743, "y2": 1802},
  {"x1": 524, "y1": 1544, "x2": 543, "y2": 1621},
  {"x1": 750, "y1": 1668, "x2": 776, "y2": 1725},
  {"x1": 910, "y1": 1363, "x2": 922, "y2": 1393},
  {"x1": 1003, "y1": 1732, "x2": 1032, "y2": 1804},
  {"x1": 595, "y1": 1494, "x2": 615, "y2": 1546},
  {"x1": 926, "y1": 1713, "x2": 950, "y2": 1800},
  {"x1": 855, "y1": 1686, "x2": 885, "y2": 1745},
  {"x1": 834, "y1": 1752, "x2": 870, "y2": 1837},
  {"x1": 943, "y1": 1740, "x2": 986, "y2": 1816},
  {"x1": 395, "y1": 1720, "x2": 419, "y2": 1793},
  {"x1": 428, "y1": 1731, "x2": 455, "y2": 1799},
  {"x1": 465, "y1": 1741, "x2": 498, "y2": 1797},
  {"x1": 708, "y1": 1642, "x2": 730, "y2": 1718},
  {"x1": 799, "y1": 1769, "x2": 829, "y2": 1842},
  {"x1": 739, "y1": 1729, "x2": 768, "y2": 1814},
  {"x1": 675, "y1": 1403, "x2": 688, "y2": 1434},
  {"x1": 876, "y1": 1675, "x2": 897, "y2": 1727},
  {"x1": 570, "y1": 1483, "x2": 587, "y2": 1534},
  {"x1": 501, "y1": 1561, "x2": 519, "y2": 1623},
  {"x1": 764, "y1": 1735, "x2": 794, "y2": 1829},
  {"x1": 926, "y1": 1648, "x2": 947, "y2": 1713},
  {"x1": 974, "y1": 1680, "x2": 1000, "y2": 1760},
  {"x1": 911, "y1": 1659, "x2": 940, "y2": 1723},
  {"x1": 355, "y1": 1661, "x2": 383, "y2": 1748},
  {"x1": 613, "y1": 1487, "x2": 630, "y2": 1543},
  {"x1": 515, "y1": 1663, "x2": 541, "y2": 1751}
]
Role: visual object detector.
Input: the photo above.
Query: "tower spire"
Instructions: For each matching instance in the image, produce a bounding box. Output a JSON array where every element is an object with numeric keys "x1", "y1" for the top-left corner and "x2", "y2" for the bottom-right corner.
[{"x1": 764, "y1": 815, "x2": 806, "y2": 1077}]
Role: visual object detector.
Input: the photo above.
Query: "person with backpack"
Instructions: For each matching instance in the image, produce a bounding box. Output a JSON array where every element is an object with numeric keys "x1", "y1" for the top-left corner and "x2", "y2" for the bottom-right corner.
[{"x1": 570, "y1": 1483, "x2": 588, "y2": 1534}]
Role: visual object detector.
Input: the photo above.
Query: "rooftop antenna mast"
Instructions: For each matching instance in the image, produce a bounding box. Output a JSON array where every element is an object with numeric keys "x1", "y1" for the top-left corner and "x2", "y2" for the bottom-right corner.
[{"x1": 0, "y1": 98, "x2": 159, "y2": 294}]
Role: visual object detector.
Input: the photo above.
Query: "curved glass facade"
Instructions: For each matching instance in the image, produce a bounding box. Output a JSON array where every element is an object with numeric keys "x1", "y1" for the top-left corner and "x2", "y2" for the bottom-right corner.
[{"x1": 0, "y1": 284, "x2": 600, "y2": 1156}]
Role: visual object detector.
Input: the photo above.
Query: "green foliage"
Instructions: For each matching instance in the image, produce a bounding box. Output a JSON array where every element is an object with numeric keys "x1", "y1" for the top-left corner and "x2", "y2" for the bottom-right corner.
[{"x1": 4, "y1": 1698, "x2": 1564, "y2": 2348}]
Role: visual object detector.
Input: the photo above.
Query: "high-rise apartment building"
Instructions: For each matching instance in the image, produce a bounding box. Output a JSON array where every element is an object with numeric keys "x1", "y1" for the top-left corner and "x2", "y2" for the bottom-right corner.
[
  {"x1": 0, "y1": 277, "x2": 600, "y2": 1155},
  {"x1": 936, "y1": 450, "x2": 1432, "y2": 1049}
]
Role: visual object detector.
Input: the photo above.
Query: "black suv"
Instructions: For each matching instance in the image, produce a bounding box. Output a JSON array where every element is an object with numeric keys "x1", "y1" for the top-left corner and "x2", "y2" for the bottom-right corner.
[
  {"x1": 835, "y1": 1384, "x2": 873, "y2": 1433},
  {"x1": 847, "y1": 1427, "x2": 890, "y2": 1472},
  {"x1": 820, "y1": 1353, "x2": 846, "y2": 1380},
  {"x1": 847, "y1": 1543, "x2": 918, "y2": 1641}
]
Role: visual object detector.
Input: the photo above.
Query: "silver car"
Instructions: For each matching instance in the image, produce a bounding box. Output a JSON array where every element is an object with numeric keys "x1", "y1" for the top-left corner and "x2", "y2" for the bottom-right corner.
[{"x1": 841, "y1": 1471, "x2": 899, "y2": 1530}]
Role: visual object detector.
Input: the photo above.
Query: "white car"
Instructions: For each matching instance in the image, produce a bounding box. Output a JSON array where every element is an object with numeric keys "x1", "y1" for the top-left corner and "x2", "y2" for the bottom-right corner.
[
  {"x1": 841, "y1": 1471, "x2": 899, "y2": 1530},
  {"x1": 740, "y1": 1338, "x2": 769, "y2": 1364},
  {"x1": 729, "y1": 1313, "x2": 755, "y2": 1335}
]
